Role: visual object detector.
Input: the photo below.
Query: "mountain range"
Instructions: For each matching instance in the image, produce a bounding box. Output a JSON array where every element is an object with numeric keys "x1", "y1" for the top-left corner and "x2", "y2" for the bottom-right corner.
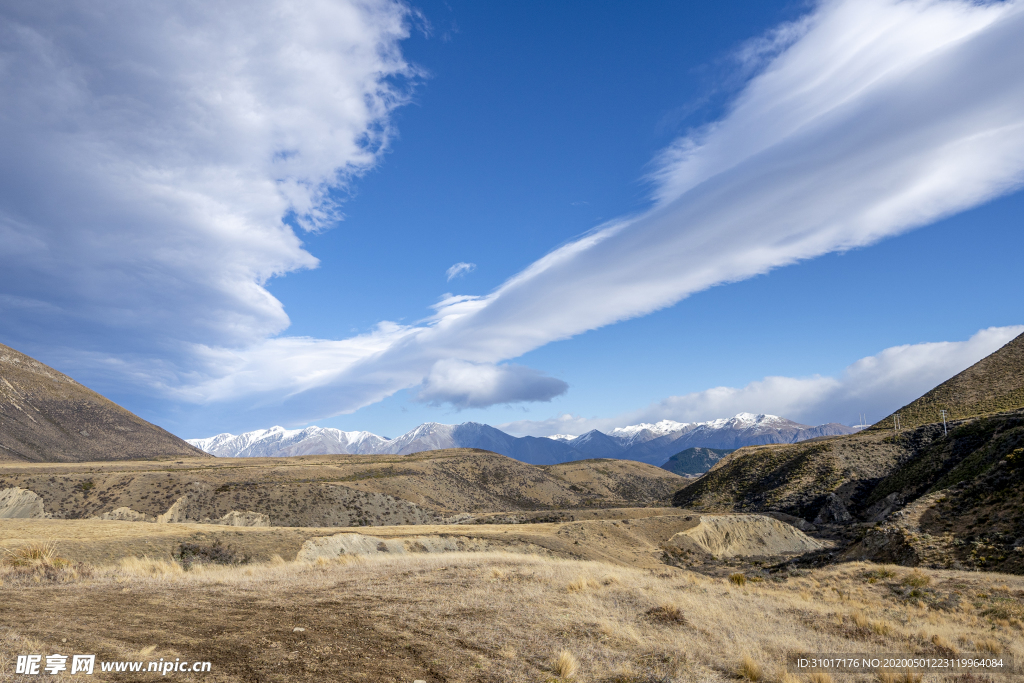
[{"x1": 188, "y1": 413, "x2": 859, "y2": 468}]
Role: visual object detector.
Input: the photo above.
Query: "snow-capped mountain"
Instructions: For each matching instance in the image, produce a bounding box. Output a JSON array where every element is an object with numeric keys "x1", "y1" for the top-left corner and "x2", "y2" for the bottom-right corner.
[
  {"x1": 188, "y1": 426, "x2": 391, "y2": 459},
  {"x1": 188, "y1": 413, "x2": 860, "y2": 470}
]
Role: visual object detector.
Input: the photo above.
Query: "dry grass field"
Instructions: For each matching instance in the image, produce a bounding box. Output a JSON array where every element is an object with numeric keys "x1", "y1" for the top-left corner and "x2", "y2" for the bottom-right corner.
[
  {"x1": 1, "y1": 544, "x2": 1022, "y2": 683},
  {"x1": 0, "y1": 450, "x2": 685, "y2": 526}
]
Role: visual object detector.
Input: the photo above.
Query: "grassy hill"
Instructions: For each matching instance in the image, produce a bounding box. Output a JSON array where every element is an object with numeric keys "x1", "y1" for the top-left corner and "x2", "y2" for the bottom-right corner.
[
  {"x1": 0, "y1": 449, "x2": 686, "y2": 524},
  {"x1": 661, "y1": 447, "x2": 733, "y2": 476},
  {"x1": 0, "y1": 343, "x2": 206, "y2": 463},
  {"x1": 670, "y1": 332, "x2": 1024, "y2": 572},
  {"x1": 875, "y1": 330, "x2": 1024, "y2": 431}
]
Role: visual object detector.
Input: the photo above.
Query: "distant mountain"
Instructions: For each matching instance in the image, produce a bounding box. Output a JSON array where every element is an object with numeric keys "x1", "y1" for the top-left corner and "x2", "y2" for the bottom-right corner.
[
  {"x1": 0, "y1": 343, "x2": 208, "y2": 463},
  {"x1": 189, "y1": 412, "x2": 858, "y2": 467},
  {"x1": 662, "y1": 447, "x2": 734, "y2": 477},
  {"x1": 188, "y1": 426, "x2": 390, "y2": 459},
  {"x1": 553, "y1": 413, "x2": 858, "y2": 466}
]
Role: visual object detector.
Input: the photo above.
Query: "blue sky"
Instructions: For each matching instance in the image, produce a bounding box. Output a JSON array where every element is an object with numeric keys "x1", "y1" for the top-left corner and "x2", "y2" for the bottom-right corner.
[{"x1": 1, "y1": 0, "x2": 1022, "y2": 439}]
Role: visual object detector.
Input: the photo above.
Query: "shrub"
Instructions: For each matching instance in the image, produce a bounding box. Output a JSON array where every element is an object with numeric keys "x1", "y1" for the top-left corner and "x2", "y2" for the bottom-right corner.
[{"x1": 175, "y1": 540, "x2": 248, "y2": 570}]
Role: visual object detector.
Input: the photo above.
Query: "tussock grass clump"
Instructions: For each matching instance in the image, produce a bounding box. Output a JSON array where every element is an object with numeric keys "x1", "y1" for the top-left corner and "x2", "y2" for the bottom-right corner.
[
  {"x1": 807, "y1": 673, "x2": 833, "y2": 683},
  {"x1": 864, "y1": 566, "x2": 898, "y2": 583},
  {"x1": 737, "y1": 653, "x2": 762, "y2": 681},
  {"x1": 566, "y1": 575, "x2": 601, "y2": 592},
  {"x1": 931, "y1": 633, "x2": 959, "y2": 655},
  {"x1": 552, "y1": 649, "x2": 578, "y2": 678},
  {"x1": 644, "y1": 604, "x2": 686, "y2": 625},
  {"x1": 974, "y1": 637, "x2": 1003, "y2": 655},
  {"x1": 729, "y1": 572, "x2": 747, "y2": 587},
  {"x1": 0, "y1": 542, "x2": 90, "y2": 583},
  {"x1": 901, "y1": 570, "x2": 931, "y2": 588}
]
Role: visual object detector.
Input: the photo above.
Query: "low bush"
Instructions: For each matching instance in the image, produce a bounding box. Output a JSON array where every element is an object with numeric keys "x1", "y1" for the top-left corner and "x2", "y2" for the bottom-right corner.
[{"x1": 174, "y1": 540, "x2": 249, "y2": 570}]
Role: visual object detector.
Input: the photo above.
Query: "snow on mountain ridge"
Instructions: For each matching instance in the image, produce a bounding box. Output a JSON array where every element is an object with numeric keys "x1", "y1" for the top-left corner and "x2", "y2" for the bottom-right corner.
[{"x1": 187, "y1": 413, "x2": 855, "y2": 466}]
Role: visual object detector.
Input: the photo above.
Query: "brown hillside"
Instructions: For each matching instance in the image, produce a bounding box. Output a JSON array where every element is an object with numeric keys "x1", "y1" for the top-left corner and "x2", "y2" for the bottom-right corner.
[
  {"x1": 876, "y1": 330, "x2": 1024, "y2": 431},
  {"x1": 0, "y1": 449, "x2": 686, "y2": 524},
  {"x1": 0, "y1": 343, "x2": 206, "y2": 462}
]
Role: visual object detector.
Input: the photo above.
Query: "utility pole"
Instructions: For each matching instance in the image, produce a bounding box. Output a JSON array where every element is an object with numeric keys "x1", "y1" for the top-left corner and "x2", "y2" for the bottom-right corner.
[{"x1": 940, "y1": 409, "x2": 948, "y2": 436}]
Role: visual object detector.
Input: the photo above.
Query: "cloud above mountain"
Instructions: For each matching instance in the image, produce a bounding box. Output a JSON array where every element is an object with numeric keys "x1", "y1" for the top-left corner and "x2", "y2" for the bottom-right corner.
[
  {"x1": 499, "y1": 325, "x2": 1024, "y2": 436},
  {"x1": 415, "y1": 360, "x2": 568, "y2": 409},
  {"x1": 3, "y1": 0, "x2": 1024, "y2": 419}
]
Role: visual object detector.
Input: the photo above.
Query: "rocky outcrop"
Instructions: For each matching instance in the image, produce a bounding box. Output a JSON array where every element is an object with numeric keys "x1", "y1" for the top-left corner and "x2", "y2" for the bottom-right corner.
[
  {"x1": 214, "y1": 510, "x2": 270, "y2": 527},
  {"x1": 814, "y1": 493, "x2": 853, "y2": 525},
  {"x1": 765, "y1": 511, "x2": 817, "y2": 532},
  {"x1": 156, "y1": 495, "x2": 198, "y2": 523},
  {"x1": 664, "y1": 514, "x2": 824, "y2": 558},
  {"x1": 94, "y1": 506, "x2": 153, "y2": 522},
  {"x1": 841, "y1": 526, "x2": 920, "y2": 566},
  {"x1": 0, "y1": 487, "x2": 46, "y2": 518},
  {"x1": 864, "y1": 492, "x2": 903, "y2": 523},
  {"x1": 155, "y1": 495, "x2": 271, "y2": 526}
]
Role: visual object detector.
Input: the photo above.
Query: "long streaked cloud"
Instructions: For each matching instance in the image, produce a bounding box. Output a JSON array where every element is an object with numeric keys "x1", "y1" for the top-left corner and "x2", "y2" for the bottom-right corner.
[
  {"x1": 498, "y1": 325, "x2": 1024, "y2": 436},
  {"x1": 4, "y1": 0, "x2": 1024, "y2": 420}
]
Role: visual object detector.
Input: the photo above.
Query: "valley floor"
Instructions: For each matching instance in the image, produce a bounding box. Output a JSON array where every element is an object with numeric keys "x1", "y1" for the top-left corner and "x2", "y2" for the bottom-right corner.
[{"x1": 2, "y1": 518, "x2": 1023, "y2": 682}]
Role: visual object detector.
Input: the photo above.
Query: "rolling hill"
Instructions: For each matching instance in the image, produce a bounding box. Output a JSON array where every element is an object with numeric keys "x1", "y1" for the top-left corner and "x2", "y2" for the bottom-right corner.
[
  {"x1": 661, "y1": 447, "x2": 734, "y2": 476},
  {"x1": 671, "y1": 330, "x2": 1024, "y2": 573},
  {"x1": 0, "y1": 449, "x2": 686, "y2": 525},
  {"x1": 0, "y1": 343, "x2": 207, "y2": 463},
  {"x1": 876, "y1": 329, "x2": 1024, "y2": 431}
]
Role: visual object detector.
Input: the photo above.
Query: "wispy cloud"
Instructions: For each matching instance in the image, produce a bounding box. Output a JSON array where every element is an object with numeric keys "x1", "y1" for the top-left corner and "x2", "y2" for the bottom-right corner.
[
  {"x1": 4, "y1": 0, "x2": 1024, "y2": 419},
  {"x1": 498, "y1": 326, "x2": 1024, "y2": 436},
  {"x1": 445, "y1": 262, "x2": 476, "y2": 281}
]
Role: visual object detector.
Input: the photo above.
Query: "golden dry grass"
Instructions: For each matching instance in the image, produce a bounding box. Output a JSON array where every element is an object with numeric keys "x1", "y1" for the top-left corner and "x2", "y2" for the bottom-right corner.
[
  {"x1": 552, "y1": 649, "x2": 579, "y2": 678},
  {"x1": 737, "y1": 653, "x2": 762, "y2": 681},
  {"x1": 1, "y1": 554, "x2": 1022, "y2": 682}
]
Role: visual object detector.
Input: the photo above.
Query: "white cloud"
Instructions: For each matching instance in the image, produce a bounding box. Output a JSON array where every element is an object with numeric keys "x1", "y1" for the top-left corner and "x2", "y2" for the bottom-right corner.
[
  {"x1": 0, "y1": 0, "x2": 414, "y2": 354},
  {"x1": 445, "y1": 262, "x2": 476, "y2": 281},
  {"x1": 499, "y1": 325, "x2": 1024, "y2": 436},
  {"x1": 4, "y1": 0, "x2": 1024, "y2": 424},
  {"x1": 414, "y1": 359, "x2": 568, "y2": 408}
]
